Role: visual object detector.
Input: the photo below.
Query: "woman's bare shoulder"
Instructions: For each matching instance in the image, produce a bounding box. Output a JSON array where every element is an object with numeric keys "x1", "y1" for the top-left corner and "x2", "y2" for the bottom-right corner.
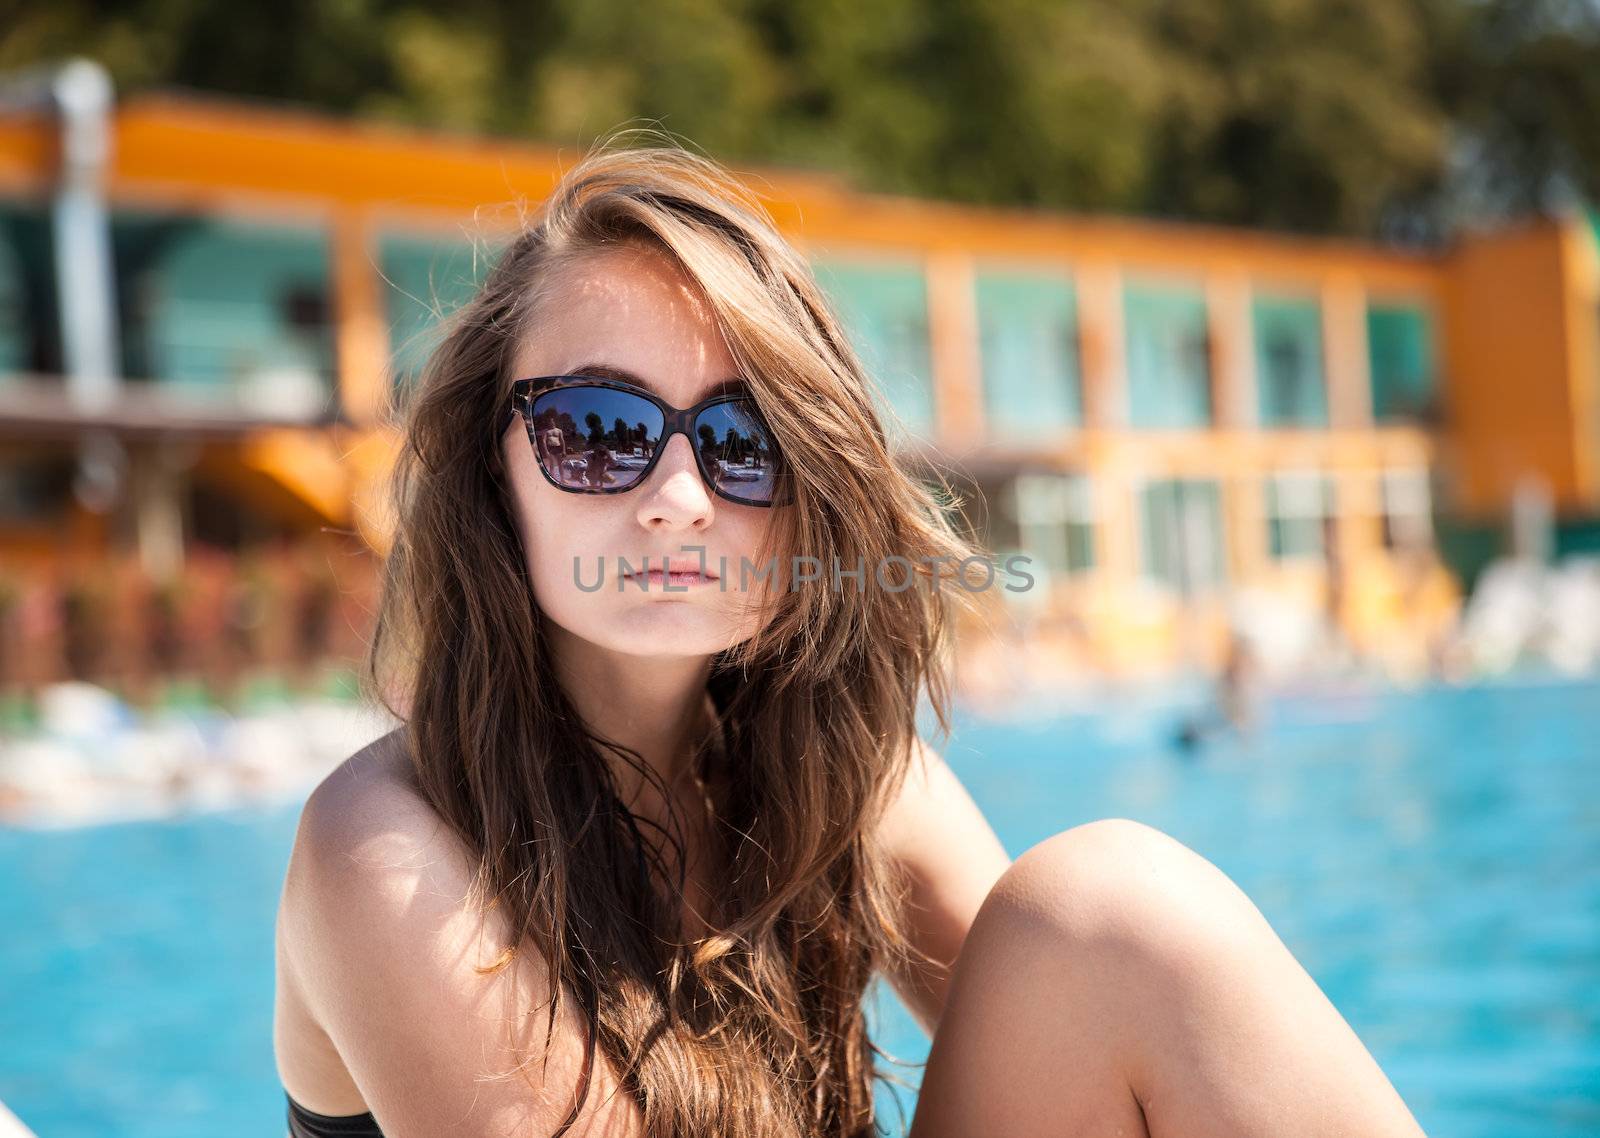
[
  {"x1": 279, "y1": 728, "x2": 641, "y2": 1134},
  {"x1": 285, "y1": 725, "x2": 479, "y2": 951},
  {"x1": 300, "y1": 726, "x2": 426, "y2": 838}
]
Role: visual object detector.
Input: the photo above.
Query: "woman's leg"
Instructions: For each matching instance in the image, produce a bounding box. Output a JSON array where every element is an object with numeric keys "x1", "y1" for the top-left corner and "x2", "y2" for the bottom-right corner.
[{"x1": 906, "y1": 819, "x2": 1427, "y2": 1138}]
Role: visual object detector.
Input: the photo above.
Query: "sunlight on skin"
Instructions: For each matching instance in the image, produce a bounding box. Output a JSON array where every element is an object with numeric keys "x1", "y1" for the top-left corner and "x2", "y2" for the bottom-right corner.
[{"x1": 500, "y1": 241, "x2": 784, "y2": 810}]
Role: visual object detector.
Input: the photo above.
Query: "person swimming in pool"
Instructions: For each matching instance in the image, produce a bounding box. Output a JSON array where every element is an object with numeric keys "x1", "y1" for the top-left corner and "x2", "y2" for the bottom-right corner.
[{"x1": 274, "y1": 132, "x2": 1429, "y2": 1138}]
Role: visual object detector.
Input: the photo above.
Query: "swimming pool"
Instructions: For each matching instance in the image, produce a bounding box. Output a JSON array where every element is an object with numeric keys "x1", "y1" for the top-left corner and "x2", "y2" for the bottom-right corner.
[{"x1": 1, "y1": 674, "x2": 1595, "y2": 1136}]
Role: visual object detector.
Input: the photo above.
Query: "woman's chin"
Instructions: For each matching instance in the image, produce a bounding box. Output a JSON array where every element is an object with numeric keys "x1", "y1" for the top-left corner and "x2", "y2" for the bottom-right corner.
[{"x1": 587, "y1": 602, "x2": 746, "y2": 655}]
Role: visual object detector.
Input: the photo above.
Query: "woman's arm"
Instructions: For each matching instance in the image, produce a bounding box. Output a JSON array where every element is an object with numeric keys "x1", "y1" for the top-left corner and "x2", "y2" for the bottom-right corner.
[
  {"x1": 874, "y1": 738, "x2": 1013, "y2": 1035},
  {"x1": 278, "y1": 768, "x2": 641, "y2": 1138}
]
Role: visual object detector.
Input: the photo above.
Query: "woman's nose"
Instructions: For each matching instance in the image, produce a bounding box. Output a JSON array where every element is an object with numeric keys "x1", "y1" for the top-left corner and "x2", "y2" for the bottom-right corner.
[{"x1": 636, "y1": 432, "x2": 714, "y2": 529}]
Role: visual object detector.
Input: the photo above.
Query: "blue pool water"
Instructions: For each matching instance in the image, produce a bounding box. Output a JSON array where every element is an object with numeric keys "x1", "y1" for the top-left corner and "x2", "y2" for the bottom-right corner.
[{"x1": 1, "y1": 674, "x2": 1596, "y2": 1137}]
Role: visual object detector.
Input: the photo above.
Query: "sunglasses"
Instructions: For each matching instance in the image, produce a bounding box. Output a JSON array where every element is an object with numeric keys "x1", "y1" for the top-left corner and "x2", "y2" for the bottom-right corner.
[{"x1": 505, "y1": 375, "x2": 787, "y2": 507}]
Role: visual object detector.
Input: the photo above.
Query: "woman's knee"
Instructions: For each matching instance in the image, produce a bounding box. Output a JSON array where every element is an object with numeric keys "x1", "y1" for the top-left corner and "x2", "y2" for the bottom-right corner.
[
  {"x1": 970, "y1": 817, "x2": 1257, "y2": 965},
  {"x1": 907, "y1": 821, "x2": 1188, "y2": 1137},
  {"x1": 964, "y1": 824, "x2": 1426, "y2": 1136}
]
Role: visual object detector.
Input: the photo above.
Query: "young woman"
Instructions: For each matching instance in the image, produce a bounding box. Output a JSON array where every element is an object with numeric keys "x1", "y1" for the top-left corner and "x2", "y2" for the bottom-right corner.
[{"x1": 273, "y1": 135, "x2": 1428, "y2": 1138}]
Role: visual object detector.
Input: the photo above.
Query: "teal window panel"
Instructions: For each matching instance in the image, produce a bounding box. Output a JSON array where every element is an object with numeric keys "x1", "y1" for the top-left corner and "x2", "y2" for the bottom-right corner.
[
  {"x1": 1266, "y1": 472, "x2": 1336, "y2": 559},
  {"x1": 813, "y1": 258, "x2": 936, "y2": 435},
  {"x1": 0, "y1": 204, "x2": 60, "y2": 376},
  {"x1": 114, "y1": 211, "x2": 335, "y2": 411},
  {"x1": 976, "y1": 270, "x2": 1080, "y2": 436},
  {"x1": 114, "y1": 212, "x2": 207, "y2": 382},
  {"x1": 1366, "y1": 303, "x2": 1436, "y2": 422},
  {"x1": 1253, "y1": 294, "x2": 1326, "y2": 426},
  {"x1": 1138, "y1": 478, "x2": 1225, "y2": 591},
  {"x1": 0, "y1": 214, "x2": 25, "y2": 375},
  {"x1": 1125, "y1": 280, "x2": 1211, "y2": 428},
  {"x1": 379, "y1": 232, "x2": 497, "y2": 391}
]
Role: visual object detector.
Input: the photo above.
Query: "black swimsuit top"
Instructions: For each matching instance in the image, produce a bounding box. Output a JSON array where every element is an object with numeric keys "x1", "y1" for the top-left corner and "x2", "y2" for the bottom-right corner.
[{"x1": 286, "y1": 1091, "x2": 385, "y2": 1137}]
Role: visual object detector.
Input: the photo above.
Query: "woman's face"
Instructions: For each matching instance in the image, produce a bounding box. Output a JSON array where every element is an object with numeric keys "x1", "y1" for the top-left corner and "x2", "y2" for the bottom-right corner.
[{"x1": 502, "y1": 245, "x2": 782, "y2": 658}]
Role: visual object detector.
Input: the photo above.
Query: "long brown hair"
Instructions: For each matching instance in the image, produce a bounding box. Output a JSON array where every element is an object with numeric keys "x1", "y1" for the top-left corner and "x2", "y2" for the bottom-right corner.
[{"x1": 364, "y1": 128, "x2": 988, "y2": 1137}]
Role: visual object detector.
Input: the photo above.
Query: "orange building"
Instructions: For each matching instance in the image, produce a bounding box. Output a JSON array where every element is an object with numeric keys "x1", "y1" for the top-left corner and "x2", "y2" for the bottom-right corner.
[{"x1": 2, "y1": 71, "x2": 1597, "y2": 678}]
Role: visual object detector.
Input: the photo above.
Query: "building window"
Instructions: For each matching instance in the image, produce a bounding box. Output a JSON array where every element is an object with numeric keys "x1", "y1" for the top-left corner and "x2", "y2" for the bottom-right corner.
[
  {"x1": 0, "y1": 210, "x2": 30, "y2": 376},
  {"x1": 814, "y1": 258, "x2": 936, "y2": 435},
  {"x1": 0, "y1": 203, "x2": 62, "y2": 376},
  {"x1": 1125, "y1": 280, "x2": 1211, "y2": 429},
  {"x1": 1008, "y1": 471, "x2": 1094, "y2": 579},
  {"x1": 113, "y1": 210, "x2": 336, "y2": 417},
  {"x1": 1138, "y1": 478, "x2": 1225, "y2": 592},
  {"x1": 379, "y1": 231, "x2": 497, "y2": 392},
  {"x1": 1266, "y1": 471, "x2": 1336, "y2": 560},
  {"x1": 976, "y1": 269, "x2": 1080, "y2": 437},
  {"x1": 1367, "y1": 302, "x2": 1437, "y2": 422},
  {"x1": 1381, "y1": 467, "x2": 1434, "y2": 550},
  {"x1": 1254, "y1": 293, "x2": 1326, "y2": 426}
]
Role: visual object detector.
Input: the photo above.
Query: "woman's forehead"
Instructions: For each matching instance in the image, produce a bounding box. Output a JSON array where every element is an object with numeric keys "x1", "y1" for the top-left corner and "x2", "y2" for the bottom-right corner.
[{"x1": 512, "y1": 247, "x2": 735, "y2": 383}]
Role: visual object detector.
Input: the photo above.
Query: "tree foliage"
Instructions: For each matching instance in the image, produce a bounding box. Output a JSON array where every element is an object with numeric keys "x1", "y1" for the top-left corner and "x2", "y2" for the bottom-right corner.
[{"x1": 2, "y1": 0, "x2": 1595, "y2": 242}]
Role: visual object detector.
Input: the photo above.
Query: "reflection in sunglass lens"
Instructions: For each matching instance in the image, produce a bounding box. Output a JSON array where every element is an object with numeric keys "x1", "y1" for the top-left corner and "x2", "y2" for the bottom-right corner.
[
  {"x1": 693, "y1": 399, "x2": 782, "y2": 505},
  {"x1": 524, "y1": 384, "x2": 785, "y2": 505},
  {"x1": 529, "y1": 387, "x2": 664, "y2": 492}
]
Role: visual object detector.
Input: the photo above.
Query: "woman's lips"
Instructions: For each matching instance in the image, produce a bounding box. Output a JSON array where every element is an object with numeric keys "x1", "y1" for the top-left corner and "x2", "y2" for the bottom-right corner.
[
  {"x1": 629, "y1": 568, "x2": 715, "y2": 587},
  {"x1": 624, "y1": 559, "x2": 718, "y2": 587}
]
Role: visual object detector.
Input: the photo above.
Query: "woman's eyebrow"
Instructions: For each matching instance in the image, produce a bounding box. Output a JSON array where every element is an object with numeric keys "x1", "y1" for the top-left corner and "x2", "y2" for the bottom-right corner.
[{"x1": 566, "y1": 362, "x2": 748, "y2": 402}]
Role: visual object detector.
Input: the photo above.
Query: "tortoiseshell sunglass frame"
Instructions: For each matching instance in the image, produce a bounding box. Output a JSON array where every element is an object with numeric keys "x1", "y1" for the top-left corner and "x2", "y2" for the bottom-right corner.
[{"x1": 504, "y1": 375, "x2": 787, "y2": 508}]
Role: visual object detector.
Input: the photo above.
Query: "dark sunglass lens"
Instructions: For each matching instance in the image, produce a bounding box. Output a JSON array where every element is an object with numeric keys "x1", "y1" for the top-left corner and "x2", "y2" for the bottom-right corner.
[
  {"x1": 530, "y1": 386, "x2": 664, "y2": 491},
  {"x1": 693, "y1": 398, "x2": 783, "y2": 504}
]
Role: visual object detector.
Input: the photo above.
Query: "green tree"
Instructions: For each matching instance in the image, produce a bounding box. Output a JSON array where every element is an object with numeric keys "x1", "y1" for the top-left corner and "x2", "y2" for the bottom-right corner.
[{"x1": 2, "y1": 0, "x2": 1595, "y2": 241}]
